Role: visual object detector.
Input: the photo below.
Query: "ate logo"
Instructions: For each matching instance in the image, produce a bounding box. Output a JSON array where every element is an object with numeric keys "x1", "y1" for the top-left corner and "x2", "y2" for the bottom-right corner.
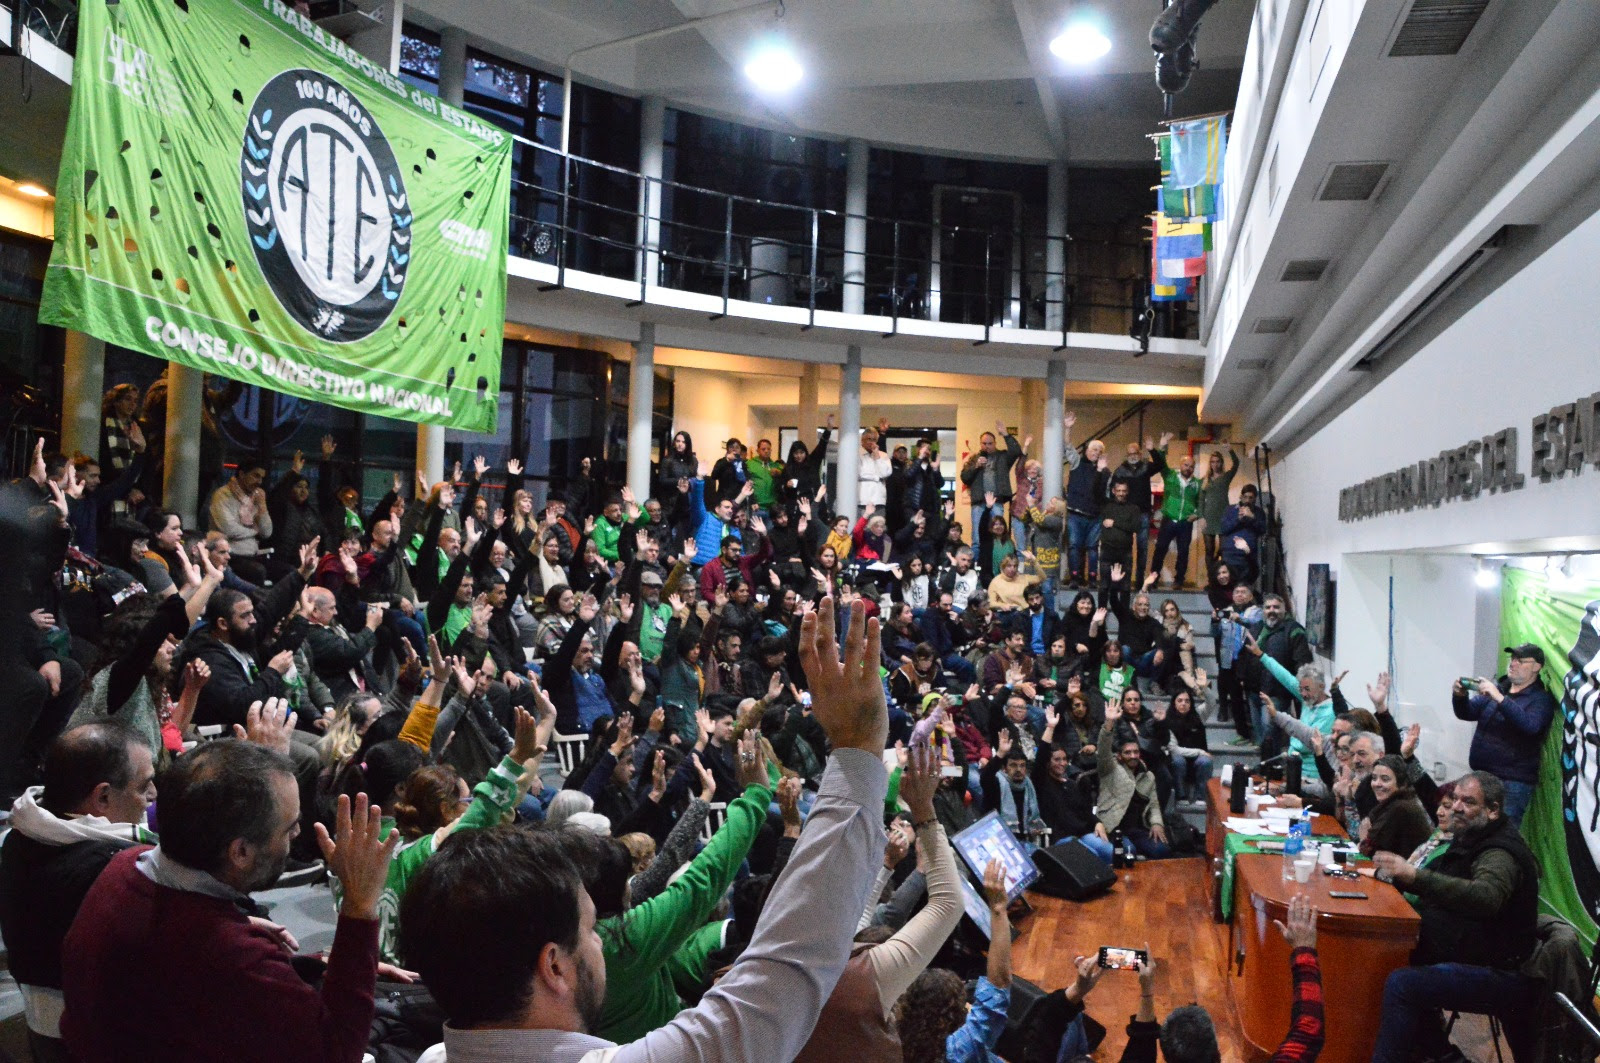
[{"x1": 241, "y1": 69, "x2": 410, "y2": 343}]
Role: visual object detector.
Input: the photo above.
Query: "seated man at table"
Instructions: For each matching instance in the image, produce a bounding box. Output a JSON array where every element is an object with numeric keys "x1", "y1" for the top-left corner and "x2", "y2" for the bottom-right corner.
[
  {"x1": 1096, "y1": 702, "x2": 1168, "y2": 858},
  {"x1": 1366, "y1": 771, "x2": 1541, "y2": 1063}
]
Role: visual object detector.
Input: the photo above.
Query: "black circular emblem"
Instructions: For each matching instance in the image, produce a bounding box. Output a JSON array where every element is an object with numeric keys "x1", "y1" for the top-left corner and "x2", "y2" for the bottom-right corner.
[{"x1": 241, "y1": 69, "x2": 409, "y2": 344}]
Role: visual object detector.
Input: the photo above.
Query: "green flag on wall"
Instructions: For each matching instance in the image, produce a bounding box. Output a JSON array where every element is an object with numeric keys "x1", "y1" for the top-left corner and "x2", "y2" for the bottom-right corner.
[
  {"x1": 40, "y1": 0, "x2": 512, "y2": 432},
  {"x1": 1499, "y1": 566, "x2": 1600, "y2": 947}
]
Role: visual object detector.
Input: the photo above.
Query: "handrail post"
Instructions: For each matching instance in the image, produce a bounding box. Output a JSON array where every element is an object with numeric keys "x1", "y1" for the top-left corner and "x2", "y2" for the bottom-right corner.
[
  {"x1": 883, "y1": 220, "x2": 900, "y2": 338},
  {"x1": 1054, "y1": 234, "x2": 1070, "y2": 352},
  {"x1": 974, "y1": 231, "x2": 991, "y2": 346},
  {"x1": 537, "y1": 154, "x2": 570, "y2": 292},
  {"x1": 804, "y1": 207, "x2": 818, "y2": 330},
  {"x1": 626, "y1": 171, "x2": 648, "y2": 308},
  {"x1": 711, "y1": 196, "x2": 733, "y2": 321}
]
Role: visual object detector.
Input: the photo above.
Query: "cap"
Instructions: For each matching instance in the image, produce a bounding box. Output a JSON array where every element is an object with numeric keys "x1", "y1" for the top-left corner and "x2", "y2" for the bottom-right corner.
[
  {"x1": 920, "y1": 692, "x2": 944, "y2": 717},
  {"x1": 1503, "y1": 643, "x2": 1546, "y2": 665},
  {"x1": 640, "y1": 570, "x2": 664, "y2": 586}
]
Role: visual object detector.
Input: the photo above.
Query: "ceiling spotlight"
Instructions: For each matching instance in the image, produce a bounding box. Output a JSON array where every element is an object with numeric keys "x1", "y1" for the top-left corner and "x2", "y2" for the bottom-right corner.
[
  {"x1": 743, "y1": 43, "x2": 802, "y2": 93},
  {"x1": 14, "y1": 182, "x2": 51, "y2": 198},
  {"x1": 1050, "y1": 21, "x2": 1112, "y2": 64},
  {"x1": 1474, "y1": 561, "x2": 1498, "y2": 589}
]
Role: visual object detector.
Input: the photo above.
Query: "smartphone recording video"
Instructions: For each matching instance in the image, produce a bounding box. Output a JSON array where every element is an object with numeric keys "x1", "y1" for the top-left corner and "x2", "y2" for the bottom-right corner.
[{"x1": 1097, "y1": 946, "x2": 1149, "y2": 971}]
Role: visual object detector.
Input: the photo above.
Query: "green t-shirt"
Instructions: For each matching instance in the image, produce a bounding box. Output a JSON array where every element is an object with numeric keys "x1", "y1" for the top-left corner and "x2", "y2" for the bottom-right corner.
[
  {"x1": 596, "y1": 781, "x2": 773, "y2": 1043},
  {"x1": 638, "y1": 601, "x2": 673, "y2": 663},
  {"x1": 748, "y1": 457, "x2": 783, "y2": 506},
  {"x1": 1099, "y1": 662, "x2": 1134, "y2": 703},
  {"x1": 335, "y1": 754, "x2": 525, "y2": 965}
]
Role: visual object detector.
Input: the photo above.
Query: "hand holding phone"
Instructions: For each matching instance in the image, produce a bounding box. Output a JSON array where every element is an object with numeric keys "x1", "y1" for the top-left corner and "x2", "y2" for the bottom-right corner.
[{"x1": 1097, "y1": 946, "x2": 1149, "y2": 971}]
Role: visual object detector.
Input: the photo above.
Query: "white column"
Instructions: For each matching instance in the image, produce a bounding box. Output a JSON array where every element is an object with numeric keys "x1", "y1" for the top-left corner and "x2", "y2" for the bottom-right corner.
[
  {"x1": 797, "y1": 362, "x2": 820, "y2": 443},
  {"x1": 163, "y1": 364, "x2": 202, "y2": 525},
  {"x1": 346, "y1": 0, "x2": 405, "y2": 73},
  {"x1": 628, "y1": 323, "x2": 656, "y2": 500},
  {"x1": 835, "y1": 346, "x2": 862, "y2": 516},
  {"x1": 410, "y1": 27, "x2": 466, "y2": 489},
  {"x1": 1042, "y1": 359, "x2": 1067, "y2": 501},
  {"x1": 1045, "y1": 161, "x2": 1068, "y2": 330},
  {"x1": 842, "y1": 139, "x2": 869, "y2": 316},
  {"x1": 438, "y1": 27, "x2": 466, "y2": 106},
  {"x1": 61, "y1": 330, "x2": 105, "y2": 460},
  {"x1": 637, "y1": 97, "x2": 665, "y2": 288}
]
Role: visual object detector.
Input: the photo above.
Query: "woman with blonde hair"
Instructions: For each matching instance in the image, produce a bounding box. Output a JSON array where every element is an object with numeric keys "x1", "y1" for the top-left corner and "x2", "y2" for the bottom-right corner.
[{"x1": 315, "y1": 692, "x2": 380, "y2": 769}]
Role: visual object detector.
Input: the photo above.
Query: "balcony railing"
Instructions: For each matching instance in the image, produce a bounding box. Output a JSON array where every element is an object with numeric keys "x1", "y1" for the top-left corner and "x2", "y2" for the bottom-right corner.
[
  {"x1": 7, "y1": 0, "x2": 1192, "y2": 343},
  {"x1": 509, "y1": 138, "x2": 1194, "y2": 344}
]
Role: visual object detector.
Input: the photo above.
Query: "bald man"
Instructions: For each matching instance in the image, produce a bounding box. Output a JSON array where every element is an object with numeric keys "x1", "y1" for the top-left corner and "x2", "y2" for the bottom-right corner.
[{"x1": 302, "y1": 584, "x2": 385, "y2": 701}]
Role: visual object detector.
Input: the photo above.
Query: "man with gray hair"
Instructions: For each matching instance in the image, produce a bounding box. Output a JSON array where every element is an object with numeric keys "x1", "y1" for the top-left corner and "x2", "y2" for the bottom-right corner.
[
  {"x1": 302, "y1": 584, "x2": 385, "y2": 702},
  {"x1": 1245, "y1": 636, "x2": 1336, "y2": 785}
]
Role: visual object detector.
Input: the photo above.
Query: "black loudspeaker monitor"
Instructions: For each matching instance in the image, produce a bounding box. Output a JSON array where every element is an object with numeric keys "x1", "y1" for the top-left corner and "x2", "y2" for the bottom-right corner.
[
  {"x1": 993, "y1": 975, "x2": 1050, "y2": 1062},
  {"x1": 1030, "y1": 839, "x2": 1117, "y2": 901},
  {"x1": 1229, "y1": 779, "x2": 1248, "y2": 814},
  {"x1": 1284, "y1": 757, "x2": 1303, "y2": 795}
]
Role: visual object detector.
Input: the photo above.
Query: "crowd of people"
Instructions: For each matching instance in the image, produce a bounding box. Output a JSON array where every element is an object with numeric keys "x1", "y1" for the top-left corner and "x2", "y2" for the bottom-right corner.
[{"x1": 0, "y1": 385, "x2": 1574, "y2": 1062}]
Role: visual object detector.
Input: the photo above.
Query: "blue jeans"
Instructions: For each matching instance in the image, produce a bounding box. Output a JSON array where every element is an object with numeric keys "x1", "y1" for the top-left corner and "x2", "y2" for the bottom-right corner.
[
  {"x1": 1066, "y1": 513, "x2": 1101, "y2": 581},
  {"x1": 1075, "y1": 831, "x2": 1115, "y2": 864},
  {"x1": 1011, "y1": 516, "x2": 1029, "y2": 554},
  {"x1": 1502, "y1": 780, "x2": 1534, "y2": 827},
  {"x1": 1172, "y1": 753, "x2": 1213, "y2": 800},
  {"x1": 1126, "y1": 827, "x2": 1170, "y2": 859},
  {"x1": 1135, "y1": 513, "x2": 1151, "y2": 583},
  {"x1": 1150, "y1": 516, "x2": 1194, "y2": 584},
  {"x1": 1373, "y1": 963, "x2": 1540, "y2": 1063}
]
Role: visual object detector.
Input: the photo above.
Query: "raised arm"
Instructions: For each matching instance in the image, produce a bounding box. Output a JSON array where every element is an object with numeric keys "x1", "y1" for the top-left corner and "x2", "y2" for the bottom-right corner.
[{"x1": 618, "y1": 598, "x2": 889, "y2": 1063}]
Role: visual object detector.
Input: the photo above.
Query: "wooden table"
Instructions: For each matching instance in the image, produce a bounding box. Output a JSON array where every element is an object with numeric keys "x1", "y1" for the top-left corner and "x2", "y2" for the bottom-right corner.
[
  {"x1": 1230, "y1": 855, "x2": 1419, "y2": 1063},
  {"x1": 1204, "y1": 778, "x2": 1342, "y2": 913},
  {"x1": 1205, "y1": 778, "x2": 1419, "y2": 1063}
]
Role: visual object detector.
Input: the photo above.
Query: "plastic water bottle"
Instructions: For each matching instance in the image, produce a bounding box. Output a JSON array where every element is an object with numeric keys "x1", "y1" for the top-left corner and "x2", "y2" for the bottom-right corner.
[{"x1": 1282, "y1": 826, "x2": 1306, "y2": 881}]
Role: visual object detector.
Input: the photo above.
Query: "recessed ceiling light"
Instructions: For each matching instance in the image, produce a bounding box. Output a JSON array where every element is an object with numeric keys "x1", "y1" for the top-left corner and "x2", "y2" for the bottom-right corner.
[
  {"x1": 15, "y1": 182, "x2": 51, "y2": 198},
  {"x1": 1050, "y1": 21, "x2": 1111, "y2": 64},
  {"x1": 744, "y1": 43, "x2": 802, "y2": 93}
]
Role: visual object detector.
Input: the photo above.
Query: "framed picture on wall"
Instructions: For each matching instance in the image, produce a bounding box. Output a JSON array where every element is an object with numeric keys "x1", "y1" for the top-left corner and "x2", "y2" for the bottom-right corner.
[{"x1": 1305, "y1": 563, "x2": 1335, "y2": 653}]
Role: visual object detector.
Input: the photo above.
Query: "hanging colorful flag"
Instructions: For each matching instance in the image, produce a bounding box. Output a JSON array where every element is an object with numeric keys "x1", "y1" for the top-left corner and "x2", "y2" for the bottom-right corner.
[
  {"x1": 1149, "y1": 229, "x2": 1195, "y2": 302},
  {"x1": 1168, "y1": 115, "x2": 1227, "y2": 189},
  {"x1": 1157, "y1": 134, "x2": 1221, "y2": 220},
  {"x1": 1154, "y1": 213, "x2": 1209, "y2": 279}
]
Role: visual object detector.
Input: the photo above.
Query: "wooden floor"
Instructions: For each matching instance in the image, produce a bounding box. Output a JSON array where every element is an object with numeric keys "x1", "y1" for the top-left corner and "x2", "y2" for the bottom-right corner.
[
  {"x1": 1012, "y1": 856, "x2": 1252, "y2": 1062},
  {"x1": 1011, "y1": 856, "x2": 1502, "y2": 1063}
]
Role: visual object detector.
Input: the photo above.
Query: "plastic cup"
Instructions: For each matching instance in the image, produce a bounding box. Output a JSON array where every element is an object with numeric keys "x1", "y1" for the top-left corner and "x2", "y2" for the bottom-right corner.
[{"x1": 1293, "y1": 855, "x2": 1316, "y2": 883}]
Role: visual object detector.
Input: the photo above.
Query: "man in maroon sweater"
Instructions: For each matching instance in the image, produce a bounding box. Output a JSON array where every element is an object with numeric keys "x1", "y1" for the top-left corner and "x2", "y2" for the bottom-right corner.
[{"x1": 61, "y1": 735, "x2": 399, "y2": 1063}]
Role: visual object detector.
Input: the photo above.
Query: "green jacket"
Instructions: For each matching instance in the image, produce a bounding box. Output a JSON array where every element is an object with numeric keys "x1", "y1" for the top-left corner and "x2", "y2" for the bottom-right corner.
[
  {"x1": 348, "y1": 753, "x2": 525, "y2": 965},
  {"x1": 593, "y1": 511, "x2": 645, "y2": 563},
  {"x1": 596, "y1": 780, "x2": 774, "y2": 1042},
  {"x1": 748, "y1": 457, "x2": 783, "y2": 507},
  {"x1": 1153, "y1": 448, "x2": 1202, "y2": 522},
  {"x1": 637, "y1": 601, "x2": 673, "y2": 664}
]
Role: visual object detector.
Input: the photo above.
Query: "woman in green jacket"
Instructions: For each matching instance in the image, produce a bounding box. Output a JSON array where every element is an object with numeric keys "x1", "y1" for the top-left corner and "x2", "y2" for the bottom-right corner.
[{"x1": 590, "y1": 731, "x2": 775, "y2": 1043}]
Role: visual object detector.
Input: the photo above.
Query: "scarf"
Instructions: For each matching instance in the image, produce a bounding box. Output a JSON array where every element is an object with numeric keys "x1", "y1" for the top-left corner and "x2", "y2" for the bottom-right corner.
[
  {"x1": 998, "y1": 775, "x2": 1040, "y2": 834},
  {"x1": 10, "y1": 787, "x2": 155, "y2": 848}
]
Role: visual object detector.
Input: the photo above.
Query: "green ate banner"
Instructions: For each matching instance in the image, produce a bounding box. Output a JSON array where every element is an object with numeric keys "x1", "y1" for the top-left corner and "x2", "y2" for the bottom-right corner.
[
  {"x1": 40, "y1": 0, "x2": 512, "y2": 431},
  {"x1": 1499, "y1": 566, "x2": 1600, "y2": 947}
]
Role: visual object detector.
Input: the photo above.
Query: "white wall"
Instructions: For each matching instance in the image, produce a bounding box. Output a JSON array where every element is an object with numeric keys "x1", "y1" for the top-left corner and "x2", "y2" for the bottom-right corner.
[{"x1": 1270, "y1": 199, "x2": 1600, "y2": 777}]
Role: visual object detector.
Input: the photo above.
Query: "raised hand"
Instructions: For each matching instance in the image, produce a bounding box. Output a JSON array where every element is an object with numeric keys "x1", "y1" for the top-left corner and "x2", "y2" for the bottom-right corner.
[
  {"x1": 426, "y1": 634, "x2": 450, "y2": 683},
  {"x1": 315, "y1": 793, "x2": 401, "y2": 921},
  {"x1": 982, "y1": 857, "x2": 1009, "y2": 912},
  {"x1": 506, "y1": 457, "x2": 523, "y2": 476},
  {"x1": 617, "y1": 593, "x2": 635, "y2": 625},
  {"x1": 320, "y1": 434, "x2": 337, "y2": 460},
  {"x1": 1401, "y1": 722, "x2": 1421, "y2": 760},
  {"x1": 1064, "y1": 954, "x2": 1105, "y2": 1005},
  {"x1": 1109, "y1": 563, "x2": 1125, "y2": 584},
  {"x1": 734, "y1": 730, "x2": 768, "y2": 789},
  {"x1": 884, "y1": 821, "x2": 913, "y2": 870},
  {"x1": 1261, "y1": 692, "x2": 1278, "y2": 719},
  {"x1": 1103, "y1": 701, "x2": 1123, "y2": 727},
  {"x1": 1063, "y1": 410, "x2": 1077, "y2": 431},
  {"x1": 997, "y1": 728, "x2": 1013, "y2": 757},
  {"x1": 899, "y1": 743, "x2": 939, "y2": 822},
  {"x1": 234, "y1": 698, "x2": 295, "y2": 753},
  {"x1": 1274, "y1": 894, "x2": 1318, "y2": 949},
  {"x1": 694, "y1": 708, "x2": 713, "y2": 750},
  {"x1": 796, "y1": 596, "x2": 889, "y2": 754},
  {"x1": 298, "y1": 537, "x2": 321, "y2": 578},
  {"x1": 511, "y1": 705, "x2": 545, "y2": 764},
  {"x1": 1368, "y1": 671, "x2": 1392, "y2": 712},
  {"x1": 182, "y1": 658, "x2": 211, "y2": 692},
  {"x1": 290, "y1": 449, "x2": 305, "y2": 474},
  {"x1": 694, "y1": 755, "x2": 717, "y2": 802},
  {"x1": 776, "y1": 776, "x2": 803, "y2": 831},
  {"x1": 649, "y1": 749, "x2": 669, "y2": 800},
  {"x1": 472, "y1": 455, "x2": 488, "y2": 478},
  {"x1": 577, "y1": 594, "x2": 600, "y2": 624}
]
